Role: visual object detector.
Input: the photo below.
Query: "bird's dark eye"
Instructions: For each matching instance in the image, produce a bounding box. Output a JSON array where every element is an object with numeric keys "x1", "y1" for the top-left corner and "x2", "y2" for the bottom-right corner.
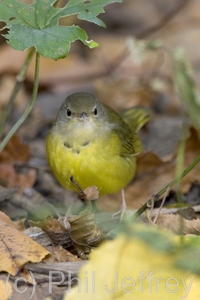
[
  {"x1": 94, "y1": 108, "x2": 98, "y2": 116},
  {"x1": 67, "y1": 108, "x2": 71, "y2": 117}
]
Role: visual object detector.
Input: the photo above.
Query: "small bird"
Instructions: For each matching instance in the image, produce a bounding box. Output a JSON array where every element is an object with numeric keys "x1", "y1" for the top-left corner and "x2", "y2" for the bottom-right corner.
[{"x1": 46, "y1": 92, "x2": 149, "y2": 213}]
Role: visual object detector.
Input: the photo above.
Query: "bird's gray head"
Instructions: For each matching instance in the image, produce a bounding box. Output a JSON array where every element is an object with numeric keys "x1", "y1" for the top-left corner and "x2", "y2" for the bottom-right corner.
[{"x1": 57, "y1": 92, "x2": 106, "y2": 124}]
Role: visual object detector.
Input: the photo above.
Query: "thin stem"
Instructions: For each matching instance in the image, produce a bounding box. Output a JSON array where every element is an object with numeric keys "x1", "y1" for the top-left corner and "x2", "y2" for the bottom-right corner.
[
  {"x1": 175, "y1": 118, "x2": 188, "y2": 241},
  {"x1": 131, "y1": 153, "x2": 200, "y2": 222},
  {"x1": 175, "y1": 118, "x2": 189, "y2": 203},
  {"x1": 0, "y1": 52, "x2": 40, "y2": 153},
  {"x1": 0, "y1": 47, "x2": 35, "y2": 139}
]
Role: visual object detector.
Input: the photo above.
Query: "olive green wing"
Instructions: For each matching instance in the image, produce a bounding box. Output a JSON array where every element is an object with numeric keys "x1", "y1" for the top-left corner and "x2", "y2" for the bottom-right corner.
[
  {"x1": 121, "y1": 106, "x2": 150, "y2": 132},
  {"x1": 115, "y1": 126, "x2": 142, "y2": 157},
  {"x1": 104, "y1": 105, "x2": 142, "y2": 157}
]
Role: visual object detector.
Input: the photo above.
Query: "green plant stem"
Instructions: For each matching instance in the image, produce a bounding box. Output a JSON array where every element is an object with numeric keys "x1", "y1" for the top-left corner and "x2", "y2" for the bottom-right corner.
[
  {"x1": 0, "y1": 47, "x2": 35, "y2": 139},
  {"x1": 175, "y1": 118, "x2": 189, "y2": 206},
  {"x1": 175, "y1": 119, "x2": 188, "y2": 241},
  {"x1": 131, "y1": 153, "x2": 200, "y2": 222},
  {"x1": 175, "y1": 120, "x2": 188, "y2": 201},
  {"x1": 0, "y1": 52, "x2": 40, "y2": 153}
]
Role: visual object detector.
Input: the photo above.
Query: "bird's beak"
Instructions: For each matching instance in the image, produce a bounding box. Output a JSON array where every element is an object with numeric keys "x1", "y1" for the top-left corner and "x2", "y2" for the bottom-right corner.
[{"x1": 79, "y1": 112, "x2": 88, "y2": 122}]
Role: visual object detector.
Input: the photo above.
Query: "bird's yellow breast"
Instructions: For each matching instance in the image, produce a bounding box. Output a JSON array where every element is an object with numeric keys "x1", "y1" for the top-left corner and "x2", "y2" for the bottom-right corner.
[{"x1": 46, "y1": 125, "x2": 136, "y2": 196}]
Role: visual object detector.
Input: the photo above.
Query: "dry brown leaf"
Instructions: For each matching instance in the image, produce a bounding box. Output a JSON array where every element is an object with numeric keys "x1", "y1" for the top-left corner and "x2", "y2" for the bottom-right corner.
[
  {"x1": 30, "y1": 216, "x2": 72, "y2": 249},
  {"x1": 16, "y1": 268, "x2": 36, "y2": 285},
  {"x1": 155, "y1": 214, "x2": 200, "y2": 235},
  {"x1": 0, "y1": 212, "x2": 50, "y2": 276},
  {"x1": 45, "y1": 245, "x2": 81, "y2": 263},
  {"x1": 0, "y1": 134, "x2": 35, "y2": 194},
  {"x1": 0, "y1": 45, "x2": 101, "y2": 92},
  {"x1": 0, "y1": 211, "x2": 16, "y2": 227},
  {"x1": 83, "y1": 186, "x2": 99, "y2": 201},
  {"x1": 95, "y1": 78, "x2": 154, "y2": 112},
  {"x1": 0, "y1": 164, "x2": 36, "y2": 194},
  {"x1": 78, "y1": 185, "x2": 99, "y2": 201},
  {"x1": 13, "y1": 218, "x2": 26, "y2": 231},
  {"x1": 32, "y1": 209, "x2": 105, "y2": 260},
  {"x1": 97, "y1": 127, "x2": 200, "y2": 211},
  {"x1": 68, "y1": 203, "x2": 105, "y2": 260},
  {"x1": 0, "y1": 134, "x2": 30, "y2": 164}
]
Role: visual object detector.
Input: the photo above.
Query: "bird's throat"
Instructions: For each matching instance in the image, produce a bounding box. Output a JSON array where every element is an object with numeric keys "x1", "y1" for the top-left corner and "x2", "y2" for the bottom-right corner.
[{"x1": 64, "y1": 119, "x2": 99, "y2": 147}]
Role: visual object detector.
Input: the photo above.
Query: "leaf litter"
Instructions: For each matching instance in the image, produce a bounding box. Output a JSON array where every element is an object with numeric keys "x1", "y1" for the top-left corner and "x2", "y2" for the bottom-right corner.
[{"x1": 1, "y1": 0, "x2": 200, "y2": 299}]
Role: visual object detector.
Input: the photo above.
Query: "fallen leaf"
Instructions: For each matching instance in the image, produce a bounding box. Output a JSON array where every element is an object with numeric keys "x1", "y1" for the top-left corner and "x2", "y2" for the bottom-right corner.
[
  {"x1": 13, "y1": 218, "x2": 26, "y2": 231},
  {"x1": 45, "y1": 246, "x2": 81, "y2": 263},
  {"x1": 16, "y1": 268, "x2": 36, "y2": 285},
  {"x1": 68, "y1": 203, "x2": 105, "y2": 259},
  {"x1": 30, "y1": 216, "x2": 72, "y2": 249},
  {"x1": 0, "y1": 164, "x2": 36, "y2": 194},
  {"x1": 95, "y1": 78, "x2": 154, "y2": 112},
  {"x1": 0, "y1": 212, "x2": 50, "y2": 276},
  {"x1": 0, "y1": 134, "x2": 30, "y2": 164},
  {"x1": 0, "y1": 280, "x2": 13, "y2": 300},
  {"x1": 65, "y1": 225, "x2": 200, "y2": 300},
  {"x1": 0, "y1": 211, "x2": 16, "y2": 227},
  {"x1": 32, "y1": 205, "x2": 105, "y2": 260},
  {"x1": 0, "y1": 112, "x2": 36, "y2": 195},
  {"x1": 155, "y1": 214, "x2": 200, "y2": 235},
  {"x1": 0, "y1": 45, "x2": 101, "y2": 93},
  {"x1": 79, "y1": 186, "x2": 99, "y2": 202}
]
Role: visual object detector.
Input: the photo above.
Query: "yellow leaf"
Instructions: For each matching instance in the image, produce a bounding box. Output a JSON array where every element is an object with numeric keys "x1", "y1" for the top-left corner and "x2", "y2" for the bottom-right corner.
[
  {"x1": 65, "y1": 225, "x2": 200, "y2": 300},
  {"x1": 0, "y1": 212, "x2": 50, "y2": 276},
  {"x1": 0, "y1": 280, "x2": 13, "y2": 300}
]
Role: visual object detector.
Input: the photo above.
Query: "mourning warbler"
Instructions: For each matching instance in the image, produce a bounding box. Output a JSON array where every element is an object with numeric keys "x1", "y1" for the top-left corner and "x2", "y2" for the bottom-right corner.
[{"x1": 46, "y1": 92, "x2": 149, "y2": 198}]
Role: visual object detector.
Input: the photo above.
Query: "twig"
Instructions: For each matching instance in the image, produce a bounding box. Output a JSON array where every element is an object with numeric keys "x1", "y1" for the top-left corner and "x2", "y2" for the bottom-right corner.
[
  {"x1": 145, "y1": 187, "x2": 169, "y2": 224},
  {"x1": 153, "y1": 187, "x2": 170, "y2": 224},
  {"x1": 136, "y1": 0, "x2": 190, "y2": 39},
  {"x1": 175, "y1": 118, "x2": 189, "y2": 203},
  {"x1": 175, "y1": 118, "x2": 189, "y2": 240},
  {"x1": 0, "y1": 52, "x2": 40, "y2": 153},
  {"x1": 131, "y1": 153, "x2": 200, "y2": 222}
]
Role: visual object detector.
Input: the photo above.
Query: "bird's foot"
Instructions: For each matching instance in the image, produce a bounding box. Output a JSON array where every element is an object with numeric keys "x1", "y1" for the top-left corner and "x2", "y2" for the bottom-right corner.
[{"x1": 112, "y1": 189, "x2": 126, "y2": 222}]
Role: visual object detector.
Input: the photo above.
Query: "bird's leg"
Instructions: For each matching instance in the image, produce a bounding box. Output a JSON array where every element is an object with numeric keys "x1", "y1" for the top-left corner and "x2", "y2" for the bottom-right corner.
[{"x1": 112, "y1": 189, "x2": 126, "y2": 221}]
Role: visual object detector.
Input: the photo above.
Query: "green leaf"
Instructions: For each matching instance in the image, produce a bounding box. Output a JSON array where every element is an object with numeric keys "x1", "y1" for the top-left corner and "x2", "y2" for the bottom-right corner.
[
  {"x1": 4, "y1": 24, "x2": 98, "y2": 59},
  {"x1": 172, "y1": 236, "x2": 200, "y2": 274},
  {"x1": 0, "y1": 0, "x2": 122, "y2": 60},
  {"x1": 121, "y1": 224, "x2": 176, "y2": 253},
  {"x1": 55, "y1": 0, "x2": 122, "y2": 28}
]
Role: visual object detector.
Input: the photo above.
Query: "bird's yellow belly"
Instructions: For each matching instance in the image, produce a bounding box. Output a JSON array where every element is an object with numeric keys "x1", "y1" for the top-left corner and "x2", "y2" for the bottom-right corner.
[{"x1": 46, "y1": 132, "x2": 136, "y2": 196}]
